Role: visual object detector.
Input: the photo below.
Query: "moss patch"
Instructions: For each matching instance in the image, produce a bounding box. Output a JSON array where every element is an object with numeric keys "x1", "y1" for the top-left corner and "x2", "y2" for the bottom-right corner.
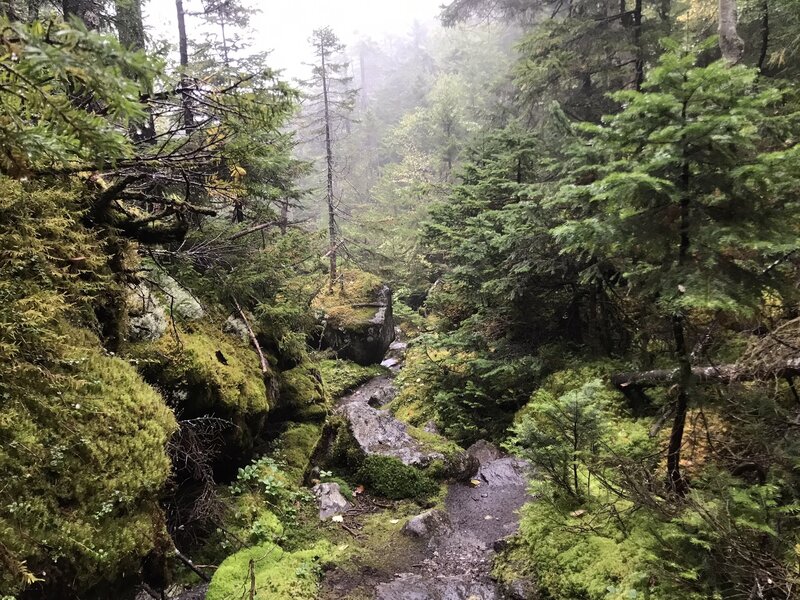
[
  {"x1": 0, "y1": 332, "x2": 176, "y2": 596},
  {"x1": 318, "y1": 358, "x2": 385, "y2": 399},
  {"x1": 355, "y1": 455, "x2": 439, "y2": 501},
  {"x1": 206, "y1": 540, "x2": 336, "y2": 600},
  {"x1": 278, "y1": 363, "x2": 327, "y2": 414},
  {"x1": 312, "y1": 269, "x2": 384, "y2": 329},
  {"x1": 130, "y1": 324, "x2": 269, "y2": 418},
  {"x1": 274, "y1": 422, "x2": 324, "y2": 482}
]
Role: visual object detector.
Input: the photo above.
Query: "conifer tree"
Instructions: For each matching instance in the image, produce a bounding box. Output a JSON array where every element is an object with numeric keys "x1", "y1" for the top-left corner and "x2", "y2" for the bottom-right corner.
[
  {"x1": 553, "y1": 42, "x2": 800, "y2": 493},
  {"x1": 301, "y1": 27, "x2": 357, "y2": 291}
]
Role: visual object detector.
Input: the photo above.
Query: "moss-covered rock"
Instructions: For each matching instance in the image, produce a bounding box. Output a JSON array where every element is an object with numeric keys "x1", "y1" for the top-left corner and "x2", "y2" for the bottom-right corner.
[
  {"x1": 206, "y1": 541, "x2": 335, "y2": 600},
  {"x1": 274, "y1": 422, "x2": 325, "y2": 482},
  {"x1": 355, "y1": 456, "x2": 439, "y2": 501},
  {"x1": 277, "y1": 363, "x2": 327, "y2": 421},
  {"x1": 313, "y1": 270, "x2": 395, "y2": 366},
  {"x1": 130, "y1": 324, "x2": 272, "y2": 450},
  {"x1": 0, "y1": 332, "x2": 176, "y2": 597}
]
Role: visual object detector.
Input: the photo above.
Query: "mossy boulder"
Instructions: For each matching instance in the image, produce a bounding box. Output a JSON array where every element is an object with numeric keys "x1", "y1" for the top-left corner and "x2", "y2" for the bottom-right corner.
[
  {"x1": 0, "y1": 333, "x2": 176, "y2": 597},
  {"x1": 130, "y1": 324, "x2": 272, "y2": 449},
  {"x1": 313, "y1": 270, "x2": 395, "y2": 366},
  {"x1": 322, "y1": 418, "x2": 444, "y2": 501},
  {"x1": 277, "y1": 363, "x2": 327, "y2": 422},
  {"x1": 274, "y1": 422, "x2": 325, "y2": 482},
  {"x1": 355, "y1": 455, "x2": 440, "y2": 501},
  {"x1": 206, "y1": 541, "x2": 335, "y2": 600}
]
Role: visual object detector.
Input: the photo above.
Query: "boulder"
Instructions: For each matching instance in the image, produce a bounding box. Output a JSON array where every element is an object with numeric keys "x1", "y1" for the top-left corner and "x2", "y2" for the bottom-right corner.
[
  {"x1": 126, "y1": 283, "x2": 167, "y2": 342},
  {"x1": 314, "y1": 271, "x2": 396, "y2": 366},
  {"x1": 339, "y1": 401, "x2": 443, "y2": 467},
  {"x1": 312, "y1": 482, "x2": 350, "y2": 520},
  {"x1": 476, "y1": 457, "x2": 528, "y2": 488},
  {"x1": 367, "y1": 385, "x2": 397, "y2": 407},
  {"x1": 402, "y1": 509, "x2": 452, "y2": 539},
  {"x1": 466, "y1": 440, "x2": 503, "y2": 467},
  {"x1": 443, "y1": 450, "x2": 480, "y2": 482},
  {"x1": 223, "y1": 314, "x2": 250, "y2": 341}
]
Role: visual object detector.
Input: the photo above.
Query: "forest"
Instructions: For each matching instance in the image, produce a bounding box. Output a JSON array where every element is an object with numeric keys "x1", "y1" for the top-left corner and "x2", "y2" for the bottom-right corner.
[{"x1": 1, "y1": 0, "x2": 799, "y2": 599}]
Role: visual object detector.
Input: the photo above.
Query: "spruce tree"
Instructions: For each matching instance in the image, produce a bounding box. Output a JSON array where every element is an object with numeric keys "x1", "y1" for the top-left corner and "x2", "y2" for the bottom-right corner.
[{"x1": 553, "y1": 42, "x2": 800, "y2": 493}]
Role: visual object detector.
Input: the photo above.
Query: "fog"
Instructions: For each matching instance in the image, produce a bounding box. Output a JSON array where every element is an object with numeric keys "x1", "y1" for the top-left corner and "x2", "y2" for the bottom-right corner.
[{"x1": 144, "y1": 0, "x2": 443, "y2": 77}]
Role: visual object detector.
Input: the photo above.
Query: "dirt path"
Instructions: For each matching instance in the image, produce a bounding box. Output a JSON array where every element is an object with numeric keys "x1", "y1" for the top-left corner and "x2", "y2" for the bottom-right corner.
[
  {"x1": 323, "y1": 337, "x2": 530, "y2": 600},
  {"x1": 372, "y1": 455, "x2": 529, "y2": 600}
]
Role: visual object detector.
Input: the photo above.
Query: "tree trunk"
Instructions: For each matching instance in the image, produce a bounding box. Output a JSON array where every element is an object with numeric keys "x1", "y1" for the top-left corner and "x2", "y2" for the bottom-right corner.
[
  {"x1": 175, "y1": 0, "x2": 194, "y2": 131},
  {"x1": 611, "y1": 359, "x2": 800, "y2": 390},
  {"x1": 632, "y1": 0, "x2": 644, "y2": 90},
  {"x1": 719, "y1": 0, "x2": 744, "y2": 64},
  {"x1": 115, "y1": 0, "x2": 156, "y2": 141},
  {"x1": 63, "y1": 0, "x2": 98, "y2": 27},
  {"x1": 667, "y1": 315, "x2": 691, "y2": 495},
  {"x1": 666, "y1": 101, "x2": 692, "y2": 496},
  {"x1": 280, "y1": 198, "x2": 289, "y2": 234},
  {"x1": 757, "y1": 0, "x2": 769, "y2": 73},
  {"x1": 321, "y1": 38, "x2": 338, "y2": 292}
]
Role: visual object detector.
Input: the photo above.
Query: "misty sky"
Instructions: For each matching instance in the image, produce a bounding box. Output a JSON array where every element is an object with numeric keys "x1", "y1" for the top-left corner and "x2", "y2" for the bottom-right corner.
[{"x1": 144, "y1": 0, "x2": 444, "y2": 78}]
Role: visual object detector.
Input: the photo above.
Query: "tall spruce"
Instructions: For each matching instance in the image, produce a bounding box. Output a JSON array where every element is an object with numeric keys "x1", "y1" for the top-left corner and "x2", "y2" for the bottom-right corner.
[{"x1": 302, "y1": 27, "x2": 357, "y2": 291}]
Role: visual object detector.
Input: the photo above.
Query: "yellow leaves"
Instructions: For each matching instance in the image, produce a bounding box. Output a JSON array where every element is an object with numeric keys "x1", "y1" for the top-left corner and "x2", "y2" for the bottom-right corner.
[
  {"x1": 15, "y1": 560, "x2": 44, "y2": 586},
  {"x1": 230, "y1": 164, "x2": 247, "y2": 181}
]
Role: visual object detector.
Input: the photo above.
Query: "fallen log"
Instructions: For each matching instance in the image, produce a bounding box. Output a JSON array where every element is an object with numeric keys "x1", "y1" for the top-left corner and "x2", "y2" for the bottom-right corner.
[{"x1": 611, "y1": 358, "x2": 800, "y2": 390}]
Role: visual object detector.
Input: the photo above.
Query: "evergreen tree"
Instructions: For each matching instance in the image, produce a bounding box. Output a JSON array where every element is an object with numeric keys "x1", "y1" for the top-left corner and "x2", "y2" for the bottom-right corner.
[
  {"x1": 300, "y1": 27, "x2": 357, "y2": 291},
  {"x1": 553, "y1": 42, "x2": 800, "y2": 492}
]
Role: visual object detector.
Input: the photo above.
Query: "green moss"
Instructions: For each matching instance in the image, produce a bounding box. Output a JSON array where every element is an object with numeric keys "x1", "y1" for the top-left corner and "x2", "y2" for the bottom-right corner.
[
  {"x1": 274, "y1": 423, "x2": 324, "y2": 482},
  {"x1": 496, "y1": 500, "x2": 659, "y2": 600},
  {"x1": 279, "y1": 363, "x2": 327, "y2": 411},
  {"x1": 355, "y1": 456, "x2": 439, "y2": 501},
  {"x1": 318, "y1": 358, "x2": 385, "y2": 399},
  {"x1": 319, "y1": 475, "x2": 354, "y2": 500},
  {"x1": 312, "y1": 269, "x2": 384, "y2": 329},
  {"x1": 407, "y1": 426, "x2": 462, "y2": 458},
  {"x1": 206, "y1": 541, "x2": 336, "y2": 600},
  {"x1": 0, "y1": 332, "x2": 176, "y2": 596},
  {"x1": 390, "y1": 346, "x2": 439, "y2": 427},
  {"x1": 130, "y1": 324, "x2": 269, "y2": 417}
]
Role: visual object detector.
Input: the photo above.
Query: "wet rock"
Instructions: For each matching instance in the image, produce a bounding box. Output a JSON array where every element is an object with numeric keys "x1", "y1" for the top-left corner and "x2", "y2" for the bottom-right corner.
[
  {"x1": 381, "y1": 357, "x2": 400, "y2": 369},
  {"x1": 444, "y1": 450, "x2": 480, "y2": 482},
  {"x1": 423, "y1": 420, "x2": 439, "y2": 434},
  {"x1": 402, "y1": 509, "x2": 452, "y2": 539},
  {"x1": 367, "y1": 385, "x2": 397, "y2": 407},
  {"x1": 312, "y1": 482, "x2": 350, "y2": 520},
  {"x1": 339, "y1": 401, "x2": 443, "y2": 467},
  {"x1": 477, "y1": 457, "x2": 528, "y2": 487},
  {"x1": 501, "y1": 576, "x2": 540, "y2": 600},
  {"x1": 376, "y1": 573, "x2": 498, "y2": 600},
  {"x1": 466, "y1": 440, "x2": 503, "y2": 467}
]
